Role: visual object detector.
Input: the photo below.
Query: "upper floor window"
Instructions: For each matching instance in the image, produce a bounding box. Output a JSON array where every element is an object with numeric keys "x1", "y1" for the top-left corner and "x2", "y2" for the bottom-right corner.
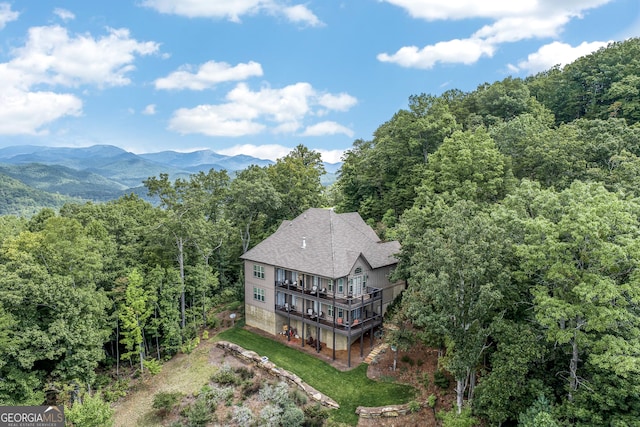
[
  {"x1": 253, "y1": 287, "x2": 265, "y2": 302},
  {"x1": 355, "y1": 267, "x2": 362, "y2": 274},
  {"x1": 253, "y1": 264, "x2": 265, "y2": 279},
  {"x1": 328, "y1": 279, "x2": 334, "y2": 292},
  {"x1": 337, "y1": 278, "x2": 344, "y2": 293}
]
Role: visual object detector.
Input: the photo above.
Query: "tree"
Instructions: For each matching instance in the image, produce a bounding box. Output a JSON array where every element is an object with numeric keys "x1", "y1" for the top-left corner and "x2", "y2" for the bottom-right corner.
[
  {"x1": 66, "y1": 393, "x2": 114, "y2": 427},
  {"x1": 399, "y1": 200, "x2": 509, "y2": 413},
  {"x1": 512, "y1": 181, "x2": 640, "y2": 422},
  {"x1": 267, "y1": 144, "x2": 326, "y2": 221},
  {"x1": 119, "y1": 269, "x2": 152, "y2": 372},
  {"x1": 227, "y1": 165, "x2": 281, "y2": 253},
  {"x1": 422, "y1": 128, "x2": 512, "y2": 204}
]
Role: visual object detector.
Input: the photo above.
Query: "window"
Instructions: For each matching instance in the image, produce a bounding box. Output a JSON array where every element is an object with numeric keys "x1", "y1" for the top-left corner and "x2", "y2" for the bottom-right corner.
[
  {"x1": 337, "y1": 308, "x2": 344, "y2": 319},
  {"x1": 337, "y1": 278, "x2": 344, "y2": 293},
  {"x1": 328, "y1": 280, "x2": 334, "y2": 292},
  {"x1": 327, "y1": 305, "x2": 334, "y2": 318},
  {"x1": 253, "y1": 287, "x2": 265, "y2": 302},
  {"x1": 253, "y1": 264, "x2": 265, "y2": 279},
  {"x1": 355, "y1": 267, "x2": 362, "y2": 274}
]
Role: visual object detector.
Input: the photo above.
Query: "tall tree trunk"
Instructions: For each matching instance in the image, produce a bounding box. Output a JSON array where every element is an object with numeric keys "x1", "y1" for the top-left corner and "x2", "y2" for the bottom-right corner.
[
  {"x1": 177, "y1": 236, "x2": 186, "y2": 329},
  {"x1": 456, "y1": 378, "x2": 465, "y2": 414},
  {"x1": 116, "y1": 320, "x2": 120, "y2": 378},
  {"x1": 569, "y1": 328, "x2": 580, "y2": 402}
]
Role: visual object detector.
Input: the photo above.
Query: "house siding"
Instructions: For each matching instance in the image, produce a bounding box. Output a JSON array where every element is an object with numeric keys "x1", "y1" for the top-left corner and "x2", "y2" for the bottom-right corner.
[{"x1": 244, "y1": 261, "x2": 277, "y2": 334}]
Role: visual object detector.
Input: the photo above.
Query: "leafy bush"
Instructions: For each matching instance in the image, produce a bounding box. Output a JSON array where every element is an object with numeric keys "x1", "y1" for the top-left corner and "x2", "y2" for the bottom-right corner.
[
  {"x1": 422, "y1": 372, "x2": 430, "y2": 389},
  {"x1": 437, "y1": 407, "x2": 478, "y2": 427},
  {"x1": 185, "y1": 397, "x2": 212, "y2": 427},
  {"x1": 408, "y1": 400, "x2": 421, "y2": 413},
  {"x1": 303, "y1": 404, "x2": 330, "y2": 427},
  {"x1": 101, "y1": 378, "x2": 130, "y2": 402},
  {"x1": 210, "y1": 363, "x2": 241, "y2": 385},
  {"x1": 143, "y1": 358, "x2": 162, "y2": 375},
  {"x1": 280, "y1": 405, "x2": 305, "y2": 427},
  {"x1": 204, "y1": 386, "x2": 235, "y2": 406},
  {"x1": 290, "y1": 387, "x2": 308, "y2": 406},
  {"x1": 180, "y1": 337, "x2": 200, "y2": 354},
  {"x1": 66, "y1": 393, "x2": 114, "y2": 427},
  {"x1": 234, "y1": 366, "x2": 254, "y2": 381},
  {"x1": 231, "y1": 406, "x2": 254, "y2": 426},
  {"x1": 260, "y1": 404, "x2": 282, "y2": 427},
  {"x1": 241, "y1": 378, "x2": 262, "y2": 396},
  {"x1": 152, "y1": 391, "x2": 183, "y2": 417},
  {"x1": 401, "y1": 354, "x2": 414, "y2": 366},
  {"x1": 434, "y1": 370, "x2": 450, "y2": 389}
]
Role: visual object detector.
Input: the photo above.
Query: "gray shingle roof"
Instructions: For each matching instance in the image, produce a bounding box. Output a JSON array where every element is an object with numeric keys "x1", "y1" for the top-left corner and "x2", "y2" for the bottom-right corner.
[{"x1": 240, "y1": 208, "x2": 400, "y2": 278}]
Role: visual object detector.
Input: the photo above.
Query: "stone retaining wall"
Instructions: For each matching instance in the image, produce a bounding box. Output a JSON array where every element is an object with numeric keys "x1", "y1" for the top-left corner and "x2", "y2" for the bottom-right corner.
[
  {"x1": 216, "y1": 341, "x2": 339, "y2": 409},
  {"x1": 355, "y1": 402, "x2": 420, "y2": 418}
]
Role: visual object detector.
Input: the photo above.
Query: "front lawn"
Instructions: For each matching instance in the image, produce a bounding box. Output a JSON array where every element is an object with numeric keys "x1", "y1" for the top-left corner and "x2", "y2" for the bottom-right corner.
[{"x1": 216, "y1": 327, "x2": 416, "y2": 425}]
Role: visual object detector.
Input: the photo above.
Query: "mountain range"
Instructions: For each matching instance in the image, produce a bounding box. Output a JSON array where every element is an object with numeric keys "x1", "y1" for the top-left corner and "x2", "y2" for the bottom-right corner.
[{"x1": 0, "y1": 145, "x2": 341, "y2": 216}]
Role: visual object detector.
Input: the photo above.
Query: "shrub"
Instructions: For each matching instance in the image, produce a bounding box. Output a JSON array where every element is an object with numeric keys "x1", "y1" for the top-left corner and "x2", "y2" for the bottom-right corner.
[
  {"x1": 66, "y1": 393, "x2": 114, "y2": 427},
  {"x1": 101, "y1": 378, "x2": 130, "y2": 403},
  {"x1": 231, "y1": 406, "x2": 254, "y2": 426},
  {"x1": 204, "y1": 386, "x2": 234, "y2": 406},
  {"x1": 434, "y1": 370, "x2": 450, "y2": 389},
  {"x1": 180, "y1": 337, "x2": 200, "y2": 354},
  {"x1": 280, "y1": 405, "x2": 305, "y2": 427},
  {"x1": 210, "y1": 363, "x2": 240, "y2": 385},
  {"x1": 234, "y1": 366, "x2": 254, "y2": 381},
  {"x1": 152, "y1": 391, "x2": 184, "y2": 417},
  {"x1": 143, "y1": 358, "x2": 162, "y2": 375},
  {"x1": 185, "y1": 397, "x2": 212, "y2": 427},
  {"x1": 303, "y1": 404, "x2": 330, "y2": 427},
  {"x1": 422, "y1": 372, "x2": 430, "y2": 389},
  {"x1": 401, "y1": 354, "x2": 414, "y2": 366},
  {"x1": 437, "y1": 407, "x2": 478, "y2": 427},
  {"x1": 408, "y1": 400, "x2": 421, "y2": 413},
  {"x1": 241, "y1": 378, "x2": 262, "y2": 396},
  {"x1": 260, "y1": 404, "x2": 282, "y2": 427},
  {"x1": 290, "y1": 388, "x2": 308, "y2": 406}
]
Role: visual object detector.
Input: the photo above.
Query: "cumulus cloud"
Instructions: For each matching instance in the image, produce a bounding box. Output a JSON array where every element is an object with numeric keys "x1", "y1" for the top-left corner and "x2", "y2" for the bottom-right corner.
[
  {"x1": 378, "y1": 38, "x2": 495, "y2": 69},
  {"x1": 168, "y1": 82, "x2": 357, "y2": 138},
  {"x1": 10, "y1": 25, "x2": 159, "y2": 88},
  {"x1": 218, "y1": 143, "x2": 291, "y2": 160},
  {"x1": 155, "y1": 60, "x2": 263, "y2": 90},
  {"x1": 53, "y1": 8, "x2": 75, "y2": 21},
  {"x1": 0, "y1": 3, "x2": 18, "y2": 29},
  {"x1": 142, "y1": 104, "x2": 157, "y2": 115},
  {"x1": 0, "y1": 88, "x2": 82, "y2": 135},
  {"x1": 512, "y1": 40, "x2": 610, "y2": 74},
  {"x1": 0, "y1": 24, "x2": 159, "y2": 134},
  {"x1": 141, "y1": 0, "x2": 323, "y2": 26},
  {"x1": 301, "y1": 121, "x2": 354, "y2": 137},
  {"x1": 378, "y1": 0, "x2": 615, "y2": 69},
  {"x1": 218, "y1": 143, "x2": 345, "y2": 163},
  {"x1": 282, "y1": 5, "x2": 324, "y2": 27}
]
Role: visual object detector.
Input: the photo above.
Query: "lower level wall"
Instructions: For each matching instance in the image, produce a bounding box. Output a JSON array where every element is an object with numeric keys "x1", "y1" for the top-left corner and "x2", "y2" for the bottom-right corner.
[{"x1": 245, "y1": 303, "x2": 277, "y2": 335}]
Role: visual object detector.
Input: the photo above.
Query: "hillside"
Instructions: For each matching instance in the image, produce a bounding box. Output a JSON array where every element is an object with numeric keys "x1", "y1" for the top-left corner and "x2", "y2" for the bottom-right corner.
[{"x1": 0, "y1": 173, "x2": 84, "y2": 217}]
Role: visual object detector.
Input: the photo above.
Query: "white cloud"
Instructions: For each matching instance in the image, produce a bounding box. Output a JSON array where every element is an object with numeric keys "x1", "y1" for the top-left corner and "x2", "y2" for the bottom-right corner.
[
  {"x1": 155, "y1": 60, "x2": 263, "y2": 90},
  {"x1": 142, "y1": 0, "x2": 323, "y2": 26},
  {"x1": 10, "y1": 25, "x2": 160, "y2": 88},
  {"x1": 0, "y1": 3, "x2": 18, "y2": 29},
  {"x1": 0, "y1": 24, "x2": 159, "y2": 135},
  {"x1": 316, "y1": 148, "x2": 346, "y2": 164},
  {"x1": 218, "y1": 143, "x2": 290, "y2": 161},
  {"x1": 512, "y1": 40, "x2": 610, "y2": 74},
  {"x1": 301, "y1": 121, "x2": 354, "y2": 138},
  {"x1": 168, "y1": 82, "x2": 358, "y2": 138},
  {"x1": 142, "y1": 104, "x2": 157, "y2": 115},
  {"x1": 318, "y1": 93, "x2": 358, "y2": 111},
  {"x1": 283, "y1": 5, "x2": 324, "y2": 27},
  {"x1": 0, "y1": 88, "x2": 82, "y2": 135},
  {"x1": 378, "y1": 0, "x2": 615, "y2": 69},
  {"x1": 217, "y1": 143, "x2": 345, "y2": 163},
  {"x1": 378, "y1": 38, "x2": 495, "y2": 69},
  {"x1": 53, "y1": 8, "x2": 75, "y2": 21}
]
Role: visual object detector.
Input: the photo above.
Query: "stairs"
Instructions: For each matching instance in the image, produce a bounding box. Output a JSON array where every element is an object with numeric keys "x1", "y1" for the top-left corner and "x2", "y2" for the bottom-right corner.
[{"x1": 364, "y1": 342, "x2": 388, "y2": 364}]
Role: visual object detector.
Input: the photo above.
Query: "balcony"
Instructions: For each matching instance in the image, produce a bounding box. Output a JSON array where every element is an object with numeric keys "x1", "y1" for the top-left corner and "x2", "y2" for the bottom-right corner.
[
  {"x1": 275, "y1": 280, "x2": 382, "y2": 309},
  {"x1": 275, "y1": 303, "x2": 382, "y2": 336}
]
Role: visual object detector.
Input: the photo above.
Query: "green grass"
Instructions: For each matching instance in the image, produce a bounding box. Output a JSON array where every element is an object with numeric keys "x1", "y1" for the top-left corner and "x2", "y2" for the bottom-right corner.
[{"x1": 217, "y1": 327, "x2": 416, "y2": 425}]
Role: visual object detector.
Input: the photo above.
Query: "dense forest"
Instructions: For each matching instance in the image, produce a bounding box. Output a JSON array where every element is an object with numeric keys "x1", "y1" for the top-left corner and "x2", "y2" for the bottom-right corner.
[{"x1": 1, "y1": 38, "x2": 639, "y2": 426}]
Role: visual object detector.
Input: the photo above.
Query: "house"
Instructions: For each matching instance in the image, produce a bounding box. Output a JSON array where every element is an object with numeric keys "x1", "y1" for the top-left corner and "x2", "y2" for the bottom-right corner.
[{"x1": 241, "y1": 207, "x2": 404, "y2": 366}]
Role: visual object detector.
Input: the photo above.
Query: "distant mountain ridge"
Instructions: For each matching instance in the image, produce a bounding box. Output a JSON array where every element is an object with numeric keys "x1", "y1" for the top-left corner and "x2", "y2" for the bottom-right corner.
[{"x1": 0, "y1": 144, "x2": 341, "y2": 215}]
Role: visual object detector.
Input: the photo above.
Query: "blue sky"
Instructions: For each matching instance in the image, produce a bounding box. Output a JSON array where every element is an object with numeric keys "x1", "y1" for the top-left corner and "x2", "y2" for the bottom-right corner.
[{"x1": 0, "y1": 1, "x2": 638, "y2": 163}]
